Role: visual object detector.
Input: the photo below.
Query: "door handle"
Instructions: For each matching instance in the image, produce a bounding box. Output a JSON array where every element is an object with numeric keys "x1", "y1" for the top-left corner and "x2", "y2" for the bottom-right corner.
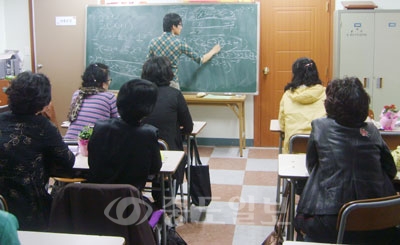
[
  {"x1": 376, "y1": 77, "x2": 383, "y2": 88},
  {"x1": 263, "y1": 67, "x2": 269, "y2": 75},
  {"x1": 363, "y1": 78, "x2": 369, "y2": 88},
  {"x1": 37, "y1": 64, "x2": 43, "y2": 70}
]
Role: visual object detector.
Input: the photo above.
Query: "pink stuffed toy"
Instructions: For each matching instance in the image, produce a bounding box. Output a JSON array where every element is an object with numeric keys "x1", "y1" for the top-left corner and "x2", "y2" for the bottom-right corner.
[{"x1": 380, "y1": 105, "x2": 399, "y2": 130}]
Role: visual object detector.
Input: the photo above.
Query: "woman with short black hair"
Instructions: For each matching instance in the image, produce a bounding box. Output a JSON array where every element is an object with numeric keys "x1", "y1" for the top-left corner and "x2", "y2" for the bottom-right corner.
[
  {"x1": 294, "y1": 77, "x2": 398, "y2": 244},
  {"x1": 0, "y1": 71, "x2": 75, "y2": 231},
  {"x1": 88, "y1": 79, "x2": 162, "y2": 193}
]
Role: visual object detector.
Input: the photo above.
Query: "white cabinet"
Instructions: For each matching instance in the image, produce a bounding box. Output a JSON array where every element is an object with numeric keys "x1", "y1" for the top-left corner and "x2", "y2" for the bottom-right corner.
[{"x1": 334, "y1": 10, "x2": 400, "y2": 117}]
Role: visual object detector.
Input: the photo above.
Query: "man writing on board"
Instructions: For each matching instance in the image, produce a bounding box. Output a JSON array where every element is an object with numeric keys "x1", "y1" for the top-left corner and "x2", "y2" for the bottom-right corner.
[{"x1": 147, "y1": 13, "x2": 221, "y2": 90}]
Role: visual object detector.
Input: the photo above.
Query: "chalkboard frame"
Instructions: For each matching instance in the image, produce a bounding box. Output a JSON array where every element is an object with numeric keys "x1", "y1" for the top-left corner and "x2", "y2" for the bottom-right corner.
[{"x1": 84, "y1": 3, "x2": 259, "y2": 94}]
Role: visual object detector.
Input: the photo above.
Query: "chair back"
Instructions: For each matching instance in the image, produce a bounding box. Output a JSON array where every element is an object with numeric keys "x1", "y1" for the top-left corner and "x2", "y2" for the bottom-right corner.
[
  {"x1": 0, "y1": 195, "x2": 8, "y2": 211},
  {"x1": 336, "y1": 194, "x2": 400, "y2": 243},
  {"x1": 157, "y1": 139, "x2": 169, "y2": 150},
  {"x1": 50, "y1": 139, "x2": 85, "y2": 191},
  {"x1": 0, "y1": 105, "x2": 9, "y2": 113},
  {"x1": 49, "y1": 183, "x2": 156, "y2": 245},
  {"x1": 288, "y1": 134, "x2": 310, "y2": 154}
]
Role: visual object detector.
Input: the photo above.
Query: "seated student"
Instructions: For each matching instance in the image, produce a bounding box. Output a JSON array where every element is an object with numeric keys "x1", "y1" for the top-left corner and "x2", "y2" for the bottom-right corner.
[
  {"x1": 87, "y1": 79, "x2": 162, "y2": 195},
  {"x1": 65, "y1": 63, "x2": 119, "y2": 139},
  {"x1": 0, "y1": 72, "x2": 75, "y2": 231},
  {"x1": 141, "y1": 56, "x2": 193, "y2": 209},
  {"x1": 0, "y1": 210, "x2": 20, "y2": 245},
  {"x1": 278, "y1": 57, "x2": 326, "y2": 154},
  {"x1": 294, "y1": 77, "x2": 398, "y2": 244}
]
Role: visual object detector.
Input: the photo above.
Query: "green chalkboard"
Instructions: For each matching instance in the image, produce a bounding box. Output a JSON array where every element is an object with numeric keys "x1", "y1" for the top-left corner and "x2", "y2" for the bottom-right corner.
[{"x1": 85, "y1": 3, "x2": 259, "y2": 94}]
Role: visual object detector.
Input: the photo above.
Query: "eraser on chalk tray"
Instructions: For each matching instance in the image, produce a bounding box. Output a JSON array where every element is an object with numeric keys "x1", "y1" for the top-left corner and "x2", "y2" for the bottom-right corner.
[{"x1": 196, "y1": 92, "x2": 207, "y2": 98}]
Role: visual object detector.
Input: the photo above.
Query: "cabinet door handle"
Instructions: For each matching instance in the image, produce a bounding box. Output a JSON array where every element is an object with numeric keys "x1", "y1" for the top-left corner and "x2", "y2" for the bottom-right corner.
[
  {"x1": 363, "y1": 78, "x2": 369, "y2": 88},
  {"x1": 376, "y1": 77, "x2": 383, "y2": 88}
]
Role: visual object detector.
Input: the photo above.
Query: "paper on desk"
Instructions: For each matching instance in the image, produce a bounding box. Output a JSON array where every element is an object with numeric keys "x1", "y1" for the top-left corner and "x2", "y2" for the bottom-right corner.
[
  {"x1": 204, "y1": 94, "x2": 233, "y2": 99},
  {"x1": 68, "y1": 145, "x2": 78, "y2": 155},
  {"x1": 61, "y1": 121, "x2": 71, "y2": 128}
]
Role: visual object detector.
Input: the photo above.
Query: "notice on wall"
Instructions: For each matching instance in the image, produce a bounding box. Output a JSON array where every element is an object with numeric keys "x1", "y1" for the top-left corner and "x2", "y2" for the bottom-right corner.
[{"x1": 55, "y1": 16, "x2": 77, "y2": 26}]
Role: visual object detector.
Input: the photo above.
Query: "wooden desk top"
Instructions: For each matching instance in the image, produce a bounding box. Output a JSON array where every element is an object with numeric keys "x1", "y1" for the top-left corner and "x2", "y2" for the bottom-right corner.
[
  {"x1": 278, "y1": 154, "x2": 308, "y2": 178},
  {"x1": 184, "y1": 94, "x2": 246, "y2": 103},
  {"x1": 18, "y1": 231, "x2": 125, "y2": 245},
  {"x1": 73, "y1": 150, "x2": 184, "y2": 174}
]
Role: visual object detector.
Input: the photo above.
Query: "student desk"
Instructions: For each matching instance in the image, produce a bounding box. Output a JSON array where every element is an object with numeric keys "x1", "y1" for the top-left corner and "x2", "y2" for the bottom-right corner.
[
  {"x1": 278, "y1": 154, "x2": 308, "y2": 241},
  {"x1": 185, "y1": 121, "x2": 207, "y2": 222},
  {"x1": 72, "y1": 150, "x2": 184, "y2": 245},
  {"x1": 270, "y1": 119, "x2": 400, "y2": 151},
  {"x1": 279, "y1": 154, "x2": 400, "y2": 241},
  {"x1": 18, "y1": 231, "x2": 125, "y2": 245},
  {"x1": 184, "y1": 94, "x2": 246, "y2": 157},
  {"x1": 270, "y1": 119, "x2": 285, "y2": 202},
  {"x1": 380, "y1": 129, "x2": 400, "y2": 150},
  {"x1": 270, "y1": 119, "x2": 284, "y2": 154}
]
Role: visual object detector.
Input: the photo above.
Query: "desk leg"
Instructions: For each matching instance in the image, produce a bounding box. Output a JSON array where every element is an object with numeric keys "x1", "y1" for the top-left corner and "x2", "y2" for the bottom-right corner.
[
  {"x1": 186, "y1": 135, "x2": 191, "y2": 223},
  {"x1": 276, "y1": 178, "x2": 281, "y2": 203},
  {"x1": 239, "y1": 101, "x2": 246, "y2": 156},
  {"x1": 168, "y1": 174, "x2": 176, "y2": 226},
  {"x1": 160, "y1": 174, "x2": 167, "y2": 245},
  {"x1": 228, "y1": 102, "x2": 246, "y2": 157},
  {"x1": 288, "y1": 179, "x2": 295, "y2": 241},
  {"x1": 279, "y1": 132, "x2": 283, "y2": 154},
  {"x1": 276, "y1": 132, "x2": 284, "y2": 203}
]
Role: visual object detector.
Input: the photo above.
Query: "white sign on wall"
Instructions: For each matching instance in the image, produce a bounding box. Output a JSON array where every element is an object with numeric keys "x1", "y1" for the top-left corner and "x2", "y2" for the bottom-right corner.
[{"x1": 55, "y1": 16, "x2": 77, "y2": 26}]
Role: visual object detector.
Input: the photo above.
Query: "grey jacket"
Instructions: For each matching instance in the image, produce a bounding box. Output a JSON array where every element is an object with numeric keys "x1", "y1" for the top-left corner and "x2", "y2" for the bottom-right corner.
[{"x1": 297, "y1": 117, "x2": 397, "y2": 215}]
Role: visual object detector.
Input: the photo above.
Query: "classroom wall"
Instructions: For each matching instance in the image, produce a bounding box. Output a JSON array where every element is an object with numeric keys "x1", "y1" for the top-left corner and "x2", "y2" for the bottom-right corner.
[
  {"x1": 0, "y1": 0, "x2": 31, "y2": 72},
  {"x1": 1, "y1": 0, "x2": 400, "y2": 147},
  {"x1": 0, "y1": 0, "x2": 5, "y2": 53}
]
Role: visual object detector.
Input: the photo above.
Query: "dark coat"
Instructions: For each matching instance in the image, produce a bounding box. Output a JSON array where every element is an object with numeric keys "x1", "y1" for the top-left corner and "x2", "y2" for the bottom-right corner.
[
  {"x1": 142, "y1": 85, "x2": 193, "y2": 151},
  {"x1": 87, "y1": 118, "x2": 162, "y2": 190},
  {"x1": 142, "y1": 85, "x2": 193, "y2": 185},
  {"x1": 297, "y1": 117, "x2": 397, "y2": 216},
  {"x1": 0, "y1": 112, "x2": 75, "y2": 230}
]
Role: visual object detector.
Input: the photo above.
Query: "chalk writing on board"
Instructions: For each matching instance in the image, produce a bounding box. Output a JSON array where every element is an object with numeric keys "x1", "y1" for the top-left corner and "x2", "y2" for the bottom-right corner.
[{"x1": 86, "y1": 3, "x2": 258, "y2": 93}]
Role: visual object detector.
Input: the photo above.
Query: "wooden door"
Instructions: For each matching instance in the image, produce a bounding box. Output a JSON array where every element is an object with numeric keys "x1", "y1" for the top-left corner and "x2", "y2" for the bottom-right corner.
[
  {"x1": 32, "y1": 0, "x2": 99, "y2": 133},
  {"x1": 254, "y1": 0, "x2": 334, "y2": 146}
]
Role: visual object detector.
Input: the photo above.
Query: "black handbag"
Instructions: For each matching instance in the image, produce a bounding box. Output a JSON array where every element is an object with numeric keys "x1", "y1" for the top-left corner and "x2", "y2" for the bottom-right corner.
[
  {"x1": 187, "y1": 138, "x2": 212, "y2": 206},
  {"x1": 261, "y1": 181, "x2": 291, "y2": 245},
  {"x1": 166, "y1": 226, "x2": 187, "y2": 245}
]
